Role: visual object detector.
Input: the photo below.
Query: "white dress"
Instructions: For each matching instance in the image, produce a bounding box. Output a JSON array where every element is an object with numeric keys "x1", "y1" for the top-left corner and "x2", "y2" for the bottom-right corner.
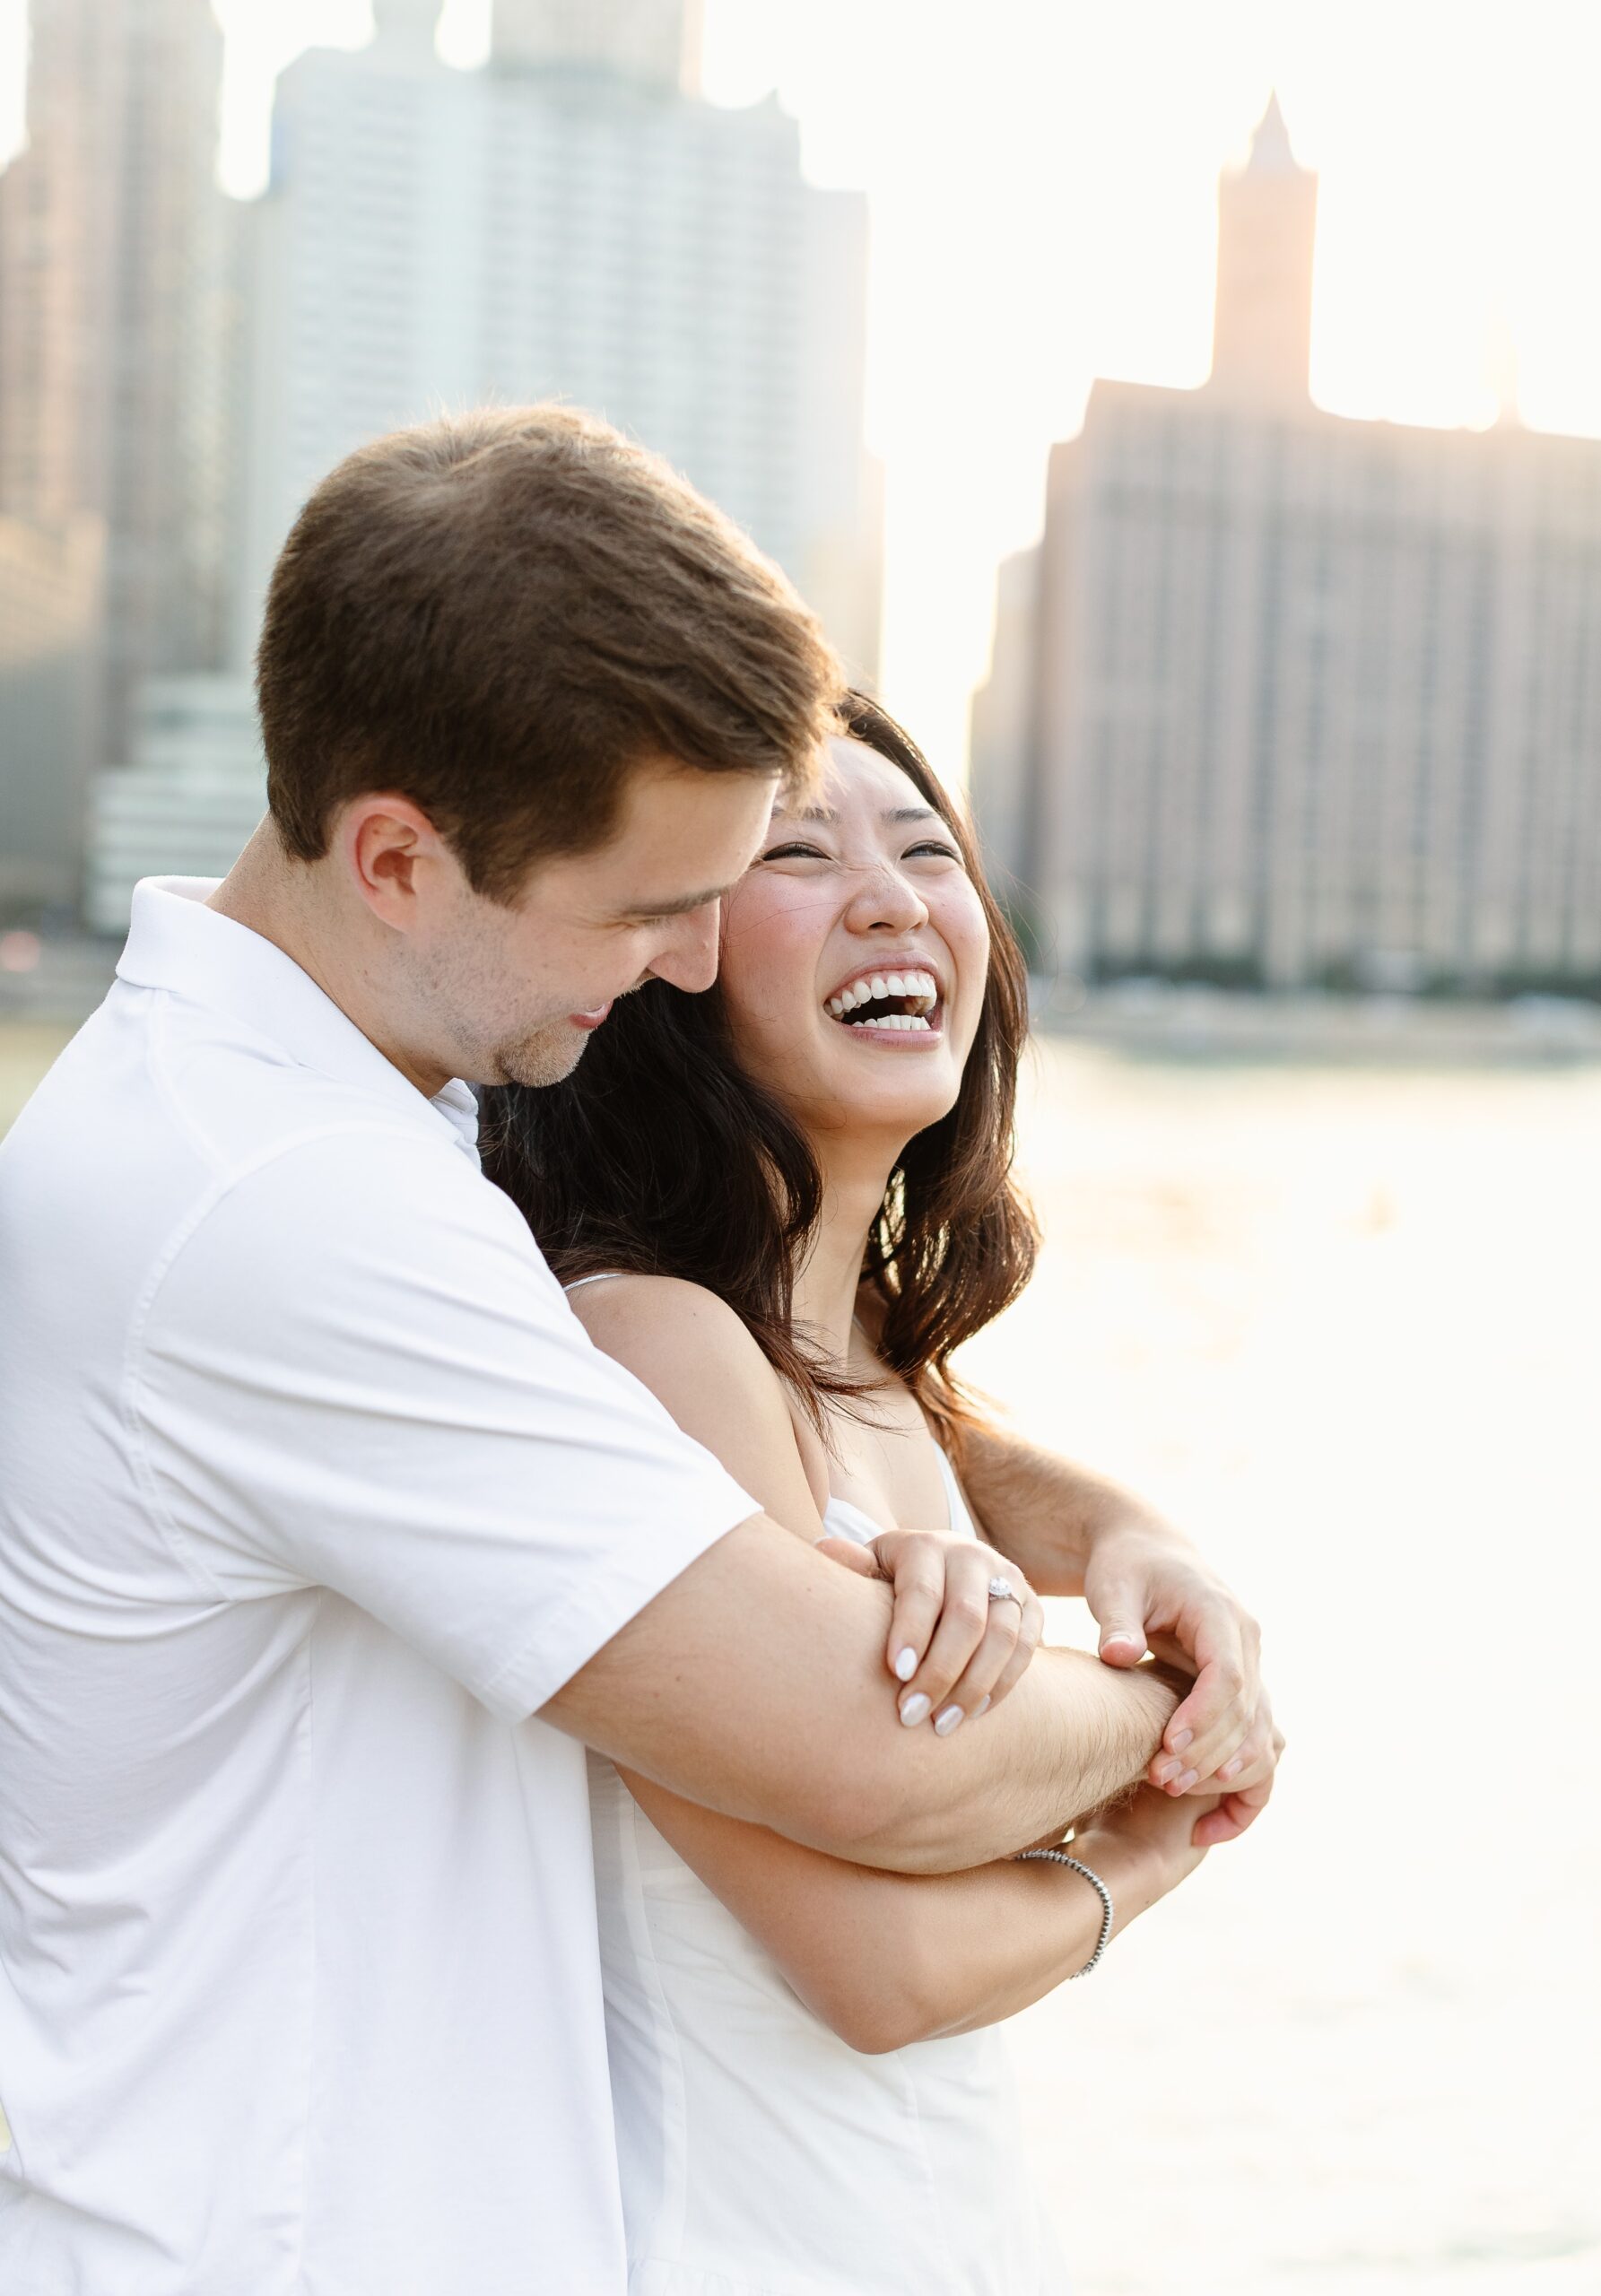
[{"x1": 585, "y1": 1405, "x2": 1070, "y2": 2293}]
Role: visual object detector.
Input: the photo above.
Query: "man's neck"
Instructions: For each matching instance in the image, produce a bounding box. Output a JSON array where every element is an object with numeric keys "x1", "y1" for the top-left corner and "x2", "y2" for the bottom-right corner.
[{"x1": 209, "y1": 828, "x2": 450, "y2": 1100}]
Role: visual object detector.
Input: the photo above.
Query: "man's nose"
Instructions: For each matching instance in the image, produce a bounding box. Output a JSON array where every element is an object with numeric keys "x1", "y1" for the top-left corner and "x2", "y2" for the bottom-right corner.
[{"x1": 649, "y1": 902, "x2": 722, "y2": 996}]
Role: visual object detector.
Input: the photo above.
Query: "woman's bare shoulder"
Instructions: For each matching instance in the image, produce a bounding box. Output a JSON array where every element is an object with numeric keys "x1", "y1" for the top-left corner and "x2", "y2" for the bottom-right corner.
[
  {"x1": 566, "y1": 1272, "x2": 771, "y2": 1373},
  {"x1": 566, "y1": 1274, "x2": 827, "y2": 1537}
]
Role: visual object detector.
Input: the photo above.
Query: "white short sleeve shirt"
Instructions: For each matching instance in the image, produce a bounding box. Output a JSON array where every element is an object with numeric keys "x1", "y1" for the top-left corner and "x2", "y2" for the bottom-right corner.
[{"x1": 0, "y1": 879, "x2": 760, "y2": 2295}]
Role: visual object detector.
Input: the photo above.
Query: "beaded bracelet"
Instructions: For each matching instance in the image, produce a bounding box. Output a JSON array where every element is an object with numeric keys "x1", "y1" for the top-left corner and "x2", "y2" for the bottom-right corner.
[{"x1": 1013, "y1": 1848, "x2": 1116, "y2": 1977}]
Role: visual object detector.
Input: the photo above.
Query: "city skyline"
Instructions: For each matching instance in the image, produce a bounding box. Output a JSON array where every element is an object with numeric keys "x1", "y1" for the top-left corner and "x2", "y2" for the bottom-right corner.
[
  {"x1": 231, "y1": 0, "x2": 878, "y2": 681},
  {"x1": 4, "y1": 0, "x2": 1601, "y2": 774},
  {"x1": 974, "y1": 96, "x2": 1601, "y2": 996}
]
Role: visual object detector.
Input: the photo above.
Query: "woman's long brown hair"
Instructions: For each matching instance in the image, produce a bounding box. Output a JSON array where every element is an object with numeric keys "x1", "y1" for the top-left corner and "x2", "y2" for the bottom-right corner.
[{"x1": 479, "y1": 692, "x2": 1040, "y2": 1438}]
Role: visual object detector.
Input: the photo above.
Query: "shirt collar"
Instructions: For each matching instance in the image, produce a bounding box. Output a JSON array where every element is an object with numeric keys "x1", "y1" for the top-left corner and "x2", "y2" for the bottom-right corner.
[{"x1": 117, "y1": 877, "x2": 482, "y2": 1162}]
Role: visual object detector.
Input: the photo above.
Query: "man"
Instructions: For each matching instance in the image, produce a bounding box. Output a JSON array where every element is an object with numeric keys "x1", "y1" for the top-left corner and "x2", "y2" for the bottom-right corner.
[{"x1": 0, "y1": 406, "x2": 1275, "y2": 2293}]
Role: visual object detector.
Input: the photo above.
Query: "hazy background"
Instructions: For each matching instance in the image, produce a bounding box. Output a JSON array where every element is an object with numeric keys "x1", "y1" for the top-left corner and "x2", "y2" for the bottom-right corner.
[{"x1": 2, "y1": 3, "x2": 1598, "y2": 2288}]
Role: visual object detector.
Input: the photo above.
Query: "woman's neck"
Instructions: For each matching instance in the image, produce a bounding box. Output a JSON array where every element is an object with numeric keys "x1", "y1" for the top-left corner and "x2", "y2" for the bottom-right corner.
[{"x1": 790, "y1": 1132, "x2": 902, "y2": 1369}]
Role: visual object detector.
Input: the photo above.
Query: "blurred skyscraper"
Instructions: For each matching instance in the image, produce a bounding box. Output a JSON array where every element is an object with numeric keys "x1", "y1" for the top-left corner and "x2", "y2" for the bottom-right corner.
[
  {"x1": 0, "y1": 0, "x2": 234, "y2": 820},
  {"x1": 489, "y1": 0, "x2": 703, "y2": 90},
  {"x1": 974, "y1": 94, "x2": 1601, "y2": 996},
  {"x1": 83, "y1": 674, "x2": 264, "y2": 934},
  {"x1": 234, "y1": 0, "x2": 881, "y2": 682},
  {"x1": 0, "y1": 511, "x2": 102, "y2": 909}
]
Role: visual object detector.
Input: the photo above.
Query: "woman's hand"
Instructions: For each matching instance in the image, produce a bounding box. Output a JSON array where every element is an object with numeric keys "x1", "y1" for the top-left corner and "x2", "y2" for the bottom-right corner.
[
  {"x1": 1071, "y1": 1781, "x2": 1222, "y2": 1907},
  {"x1": 816, "y1": 1528, "x2": 1044, "y2": 1733},
  {"x1": 1083, "y1": 1518, "x2": 1280, "y2": 1830}
]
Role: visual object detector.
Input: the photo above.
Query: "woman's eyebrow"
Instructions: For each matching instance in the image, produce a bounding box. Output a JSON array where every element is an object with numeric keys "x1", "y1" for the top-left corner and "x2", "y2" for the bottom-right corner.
[{"x1": 770, "y1": 804, "x2": 940, "y2": 825}]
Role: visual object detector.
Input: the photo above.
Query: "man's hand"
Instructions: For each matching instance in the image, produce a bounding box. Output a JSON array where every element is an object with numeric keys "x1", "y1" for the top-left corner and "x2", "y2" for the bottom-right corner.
[
  {"x1": 1083, "y1": 1518, "x2": 1279, "y2": 1834},
  {"x1": 818, "y1": 1528, "x2": 1045, "y2": 1731}
]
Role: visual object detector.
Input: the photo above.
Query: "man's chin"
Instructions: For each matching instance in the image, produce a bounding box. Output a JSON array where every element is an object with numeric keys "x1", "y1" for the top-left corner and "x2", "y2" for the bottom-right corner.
[{"x1": 499, "y1": 1024, "x2": 593, "y2": 1090}]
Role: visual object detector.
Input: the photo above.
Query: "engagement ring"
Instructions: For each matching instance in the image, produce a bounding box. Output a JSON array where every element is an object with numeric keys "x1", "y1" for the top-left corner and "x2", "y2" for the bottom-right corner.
[{"x1": 987, "y1": 1576, "x2": 1021, "y2": 1607}]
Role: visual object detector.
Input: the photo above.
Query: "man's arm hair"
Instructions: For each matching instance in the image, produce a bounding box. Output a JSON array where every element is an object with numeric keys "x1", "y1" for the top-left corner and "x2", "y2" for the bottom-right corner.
[
  {"x1": 956, "y1": 1417, "x2": 1170, "y2": 1596},
  {"x1": 547, "y1": 1518, "x2": 1179, "y2": 1873},
  {"x1": 540, "y1": 1277, "x2": 1179, "y2": 1874}
]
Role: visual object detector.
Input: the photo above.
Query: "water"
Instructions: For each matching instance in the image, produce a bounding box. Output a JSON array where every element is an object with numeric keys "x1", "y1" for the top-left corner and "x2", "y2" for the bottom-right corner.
[
  {"x1": 971, "y1": 1040, "x2": 1601, "y2": 2296},
  {"x1": 4, "y1": 1025, "x2": 1599, "y2": 2289}
]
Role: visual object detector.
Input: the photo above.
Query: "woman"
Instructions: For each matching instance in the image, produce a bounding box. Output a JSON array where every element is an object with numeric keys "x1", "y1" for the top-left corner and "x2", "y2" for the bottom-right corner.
[{"x1": 483, "y1": 697, "x2": 1220, "y2": 2294}]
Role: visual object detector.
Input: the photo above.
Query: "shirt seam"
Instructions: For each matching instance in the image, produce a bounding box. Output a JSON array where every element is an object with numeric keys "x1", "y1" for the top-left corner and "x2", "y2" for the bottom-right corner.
[
  {"x1": 121, "y1": 1120, "x2": 469, "y2": 1603},
  {"x1": 291, "y1": 1589, "x2": 322, "y2": 2293}
]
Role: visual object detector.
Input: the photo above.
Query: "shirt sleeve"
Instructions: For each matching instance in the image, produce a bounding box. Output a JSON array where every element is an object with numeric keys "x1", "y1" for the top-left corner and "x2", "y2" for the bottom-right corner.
[{"x1": 128, "y1": 1125, "x2": 761, "y2": 1718}]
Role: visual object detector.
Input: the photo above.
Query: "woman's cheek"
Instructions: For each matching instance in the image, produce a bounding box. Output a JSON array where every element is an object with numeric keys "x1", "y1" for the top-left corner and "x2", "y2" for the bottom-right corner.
[
  {"x1": 949, "y1": 916, "x2": 992, "y2": 1057},
  {"x1": 738, "y1": 896, "x2": 825, "y2": 1020}
]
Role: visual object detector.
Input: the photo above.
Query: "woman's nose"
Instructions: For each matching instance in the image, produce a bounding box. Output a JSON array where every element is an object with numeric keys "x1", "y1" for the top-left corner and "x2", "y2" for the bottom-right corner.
[{"x1": 845, "y1": 862, "x2": 928, "y2": 935}]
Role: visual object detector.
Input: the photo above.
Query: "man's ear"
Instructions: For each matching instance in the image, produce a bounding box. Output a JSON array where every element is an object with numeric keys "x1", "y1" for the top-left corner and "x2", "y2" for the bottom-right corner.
[{"x1": 339, "y1": 793, "x2": 454, "y2": 931}]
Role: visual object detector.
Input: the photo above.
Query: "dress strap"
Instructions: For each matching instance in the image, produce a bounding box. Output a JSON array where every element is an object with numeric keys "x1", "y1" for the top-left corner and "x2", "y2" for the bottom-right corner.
[
  {"x1": 562, "y1": 1271, "x2": 629, "y2": 1295},
  {"x1": 933, "y1": 1443, "x2": 977, "y2": 1540}
]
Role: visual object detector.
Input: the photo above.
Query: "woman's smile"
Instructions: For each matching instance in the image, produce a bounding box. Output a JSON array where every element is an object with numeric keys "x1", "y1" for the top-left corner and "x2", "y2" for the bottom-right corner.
[{"x1": 822, "y1": 959, "x2": 944, "y2": 1043}]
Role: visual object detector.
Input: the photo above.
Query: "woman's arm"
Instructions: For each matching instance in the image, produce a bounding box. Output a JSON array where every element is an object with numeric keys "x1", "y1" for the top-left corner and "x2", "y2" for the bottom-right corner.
[
  {"x1": 957, "y1": 1417, "x2": 1279, "y2": 1837},
  {"x1": 620, "y1": 1768, "x2": 1211, "y2": 2053},
  {"x1": 570, "y1": 1274, "x2": 1209, "y2": 2048},
  {"x1": 559, "y1": 1274, "x2": 1185, "y2": 1872},
  {"x1": 570, "y1": 1272, "x2": 1044, "y2": 1724}
]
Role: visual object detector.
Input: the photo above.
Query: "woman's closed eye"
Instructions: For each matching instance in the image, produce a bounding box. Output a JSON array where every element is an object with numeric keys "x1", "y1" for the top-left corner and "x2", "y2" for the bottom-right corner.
[{"x1": 762, "y1": 839, "x2": 963, "y2": 867}]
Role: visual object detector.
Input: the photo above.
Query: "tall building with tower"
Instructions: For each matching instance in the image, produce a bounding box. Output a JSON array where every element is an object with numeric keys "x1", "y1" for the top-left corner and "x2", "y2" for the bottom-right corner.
[
  {"x1": 973, "y1": 94, "x2": 1601, "y2": 996},
  {"x1": 1208, "y1": 91, "x2": 1318, "y2": 410},
  {"x1": 233, "y1": 0, "x2": 880, "y2": 681}
]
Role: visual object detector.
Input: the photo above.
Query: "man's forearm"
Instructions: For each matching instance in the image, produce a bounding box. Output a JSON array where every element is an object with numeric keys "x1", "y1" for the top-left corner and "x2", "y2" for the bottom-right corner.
[
  {"x1": 957, "y1": 1420, "x2": 1174, "y2": 1595},
  {"x1": 551, "y1": 1518, "x2": 1180, "y2": 1876},
  {"x1": 842, "y1": 1642, "x2": 1182, "y2": 1874}
]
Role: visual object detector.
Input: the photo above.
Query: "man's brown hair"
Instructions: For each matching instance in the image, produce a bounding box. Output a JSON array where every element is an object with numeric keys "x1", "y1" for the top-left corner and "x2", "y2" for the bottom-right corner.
[{"x1": 257, "y1": 404, "x2": 843, "y2": 898}]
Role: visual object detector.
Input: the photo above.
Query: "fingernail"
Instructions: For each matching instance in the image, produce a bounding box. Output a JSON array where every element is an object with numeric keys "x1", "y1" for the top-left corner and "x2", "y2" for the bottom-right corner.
[
  {"x1": 893, "y1": 1647, "x2": 918, "y2": 1683},
  {"x1": 1170, "y1": 1728, "x2": 1194, "y2": 1753},
  {"x1": 1102, "y1": 1631, "x2": 1143, "y2": 1651},
  {"x1": 1177, "y1": 1769, "x2": 1198, "y2": 1792},
  {"x1": 1155, "y1": 1758, "x2": 1181, "y2": 1785},
  {"x1": 974, "y1": 1695, "x2": 991, "y2": 1718},
  {"x1": 1218, "y1": 1757, "x2": 1242, "y2": 1782},
  {"x1": 899, "y1": 1692, "x2": 932, "y2": 1727},
  {"x1": 933, "y1": 1704, "x2": 965, "y2": 1736}
]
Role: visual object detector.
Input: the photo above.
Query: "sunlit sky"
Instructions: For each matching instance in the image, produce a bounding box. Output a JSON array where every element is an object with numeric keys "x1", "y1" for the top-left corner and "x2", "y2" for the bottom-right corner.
[{"x1": 4, "y1": 0, "x2": 1601, "y2": 772}]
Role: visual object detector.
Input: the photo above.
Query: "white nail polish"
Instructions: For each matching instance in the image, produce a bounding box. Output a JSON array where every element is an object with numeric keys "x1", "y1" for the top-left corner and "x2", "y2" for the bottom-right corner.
[
  {"x1": 934, "y1": 1704, "x2": 965, "y2": 1736},
  {"x1": 974, "y1": 1695, "x2": 991, "y2": 1718},
  {"x1": 899, "y1": 1692, "x2": 932, "y2": 1727},
  {"x1": 894, "y1": 1647, "x2": 918, "y2": 1683}
]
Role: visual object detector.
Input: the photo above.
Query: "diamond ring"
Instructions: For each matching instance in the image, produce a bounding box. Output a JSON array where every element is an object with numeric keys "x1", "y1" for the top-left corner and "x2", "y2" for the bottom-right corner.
[{"x1": 987, "y1": 1576, "x2": 1022, "y2": 1607}]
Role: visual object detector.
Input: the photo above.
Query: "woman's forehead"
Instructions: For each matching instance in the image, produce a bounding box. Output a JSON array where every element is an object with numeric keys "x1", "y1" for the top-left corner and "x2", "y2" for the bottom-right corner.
[{"x1": 773, "y1": 736, "x2": 927, "y2": 822}]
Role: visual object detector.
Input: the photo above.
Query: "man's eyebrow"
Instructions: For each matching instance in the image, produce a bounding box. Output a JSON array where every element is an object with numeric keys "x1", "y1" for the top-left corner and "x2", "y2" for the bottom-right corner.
[{"x1": 612, "y1": 883, "x2": 735, "y2": 919}]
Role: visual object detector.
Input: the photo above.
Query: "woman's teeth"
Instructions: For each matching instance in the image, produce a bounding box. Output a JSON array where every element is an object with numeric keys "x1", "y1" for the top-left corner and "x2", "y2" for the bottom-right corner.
[{"x1": 824, "y1": 969, "x2": 939, "y2": 1027}]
